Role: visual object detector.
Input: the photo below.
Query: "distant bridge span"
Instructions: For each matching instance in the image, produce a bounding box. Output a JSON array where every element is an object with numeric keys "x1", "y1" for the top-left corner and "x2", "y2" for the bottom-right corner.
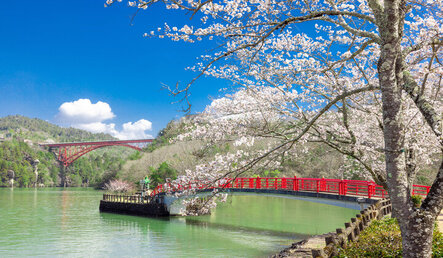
[{"x1": 40, "y1": 139, "x2": 153, "y2": 167}]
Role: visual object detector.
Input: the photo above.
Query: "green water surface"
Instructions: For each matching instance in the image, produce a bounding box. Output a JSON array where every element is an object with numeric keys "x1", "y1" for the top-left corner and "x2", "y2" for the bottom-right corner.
[{"x1": 0, "y1": 188, "x2": 357, "y2": 257}]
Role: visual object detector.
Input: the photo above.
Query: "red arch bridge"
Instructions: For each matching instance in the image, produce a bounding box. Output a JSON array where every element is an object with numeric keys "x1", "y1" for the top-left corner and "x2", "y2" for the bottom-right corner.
[{"x1": 40, "y1": 139, "x2": 153, "y2": 167}]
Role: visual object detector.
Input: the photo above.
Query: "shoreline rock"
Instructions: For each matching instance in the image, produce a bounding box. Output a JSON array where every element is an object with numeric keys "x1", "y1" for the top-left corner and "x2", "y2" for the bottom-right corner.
[{"x1": 272, "y1": 232, "x2": 335, "y2": 258}]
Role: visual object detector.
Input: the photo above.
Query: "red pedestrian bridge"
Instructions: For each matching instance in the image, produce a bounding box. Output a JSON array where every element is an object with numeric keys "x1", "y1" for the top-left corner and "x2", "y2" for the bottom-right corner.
[
  {"x1": 151, "y1": 177, "x2": 431, "y2": 199},
  {"x1": 40, "y1": 139, "x2": 153, "y2": 167},
  {"x1": 101, "y1": 177, "x2": 430, "y2": 217}
]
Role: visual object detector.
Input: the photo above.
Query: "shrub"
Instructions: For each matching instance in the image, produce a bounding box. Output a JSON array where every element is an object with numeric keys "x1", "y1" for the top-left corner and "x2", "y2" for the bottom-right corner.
[
  {"x1": 128, "y1": 151, "x2": 142, "y2": 160},
  {"x1": 103, "y1": 179, "x2": 133, "y2": 193},
  {"x1": 263, "y1": 169, "x2": 281, "y2": 177},
  {"x1": 434, "y1": 230, "x2": 443, "y2": 257},
  {"x1": 149, "y1": 162, "x2": 177, "y2": 189},
  {"x1": 337, "y1": 217, "x2": 443, "y2": 257},
  {"x1": 411, "y1": 195, "x2": 423, "y2": 208}
]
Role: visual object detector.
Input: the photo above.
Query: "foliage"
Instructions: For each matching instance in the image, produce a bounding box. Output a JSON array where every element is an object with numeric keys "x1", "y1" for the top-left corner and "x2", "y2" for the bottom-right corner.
[
  {"x1": 433, "y1": 229, "x2": 443, "y2": 258},
  {"x1": 263, "y1": 169, "x2": 280, "y2": 178},
  {"x1": 103, "y1": 179, "x2": 133, "y2": 193},
  {"x1": 128, "y1": 151, "x2": 142, "y2": 160},
  {"x1": 119, "y1": 139, "x2": 205, "y2": 184},
  {"x1": 65, "y1": 151, "x2": 125, "y2": 187},
  {"x1": 0, "y1": 138, "x2": 58, "y2": 187},
  {"x1": 0, "y1": 115, "x2": 114, "y2": 142},
  {"x1": 149, "y1": 162, "x2": 177, "y2": 189},
  {"x1": 411, "y1": 195, "x2": 423, "y2": 208},
  {"x1": 337, "y1": 218, "x2": 443, "y2": 257},
  {"x1": 144, "y1": 118, "x2": 193, "y2": 153},
  {"x1": 120, "y1": 125, "x2": 374, "y2": 184}
]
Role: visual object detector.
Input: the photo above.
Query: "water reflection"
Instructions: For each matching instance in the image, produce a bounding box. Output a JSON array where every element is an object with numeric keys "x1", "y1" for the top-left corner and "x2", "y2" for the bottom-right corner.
[
  {"x1": 186, "y1": 194, "x2": 358, "y2": 235},
  {"x1": 0, "y1": 188, "x2": 356, "y2": 257},
  {"x1": 184, "y1": 218, "x2": 305, "y2": 239}
]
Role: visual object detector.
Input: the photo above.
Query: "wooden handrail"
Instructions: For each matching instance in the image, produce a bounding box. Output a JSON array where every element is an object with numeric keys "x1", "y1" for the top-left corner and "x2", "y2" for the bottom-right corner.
[{"x1": 102, "y1": 193, "x2": 150, "y2": 204}]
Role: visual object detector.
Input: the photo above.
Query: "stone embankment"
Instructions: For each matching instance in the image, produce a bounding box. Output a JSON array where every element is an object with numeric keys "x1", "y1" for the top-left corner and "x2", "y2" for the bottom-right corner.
[
  {"x1": 272, "y1": 233, "x2": 333, "y2": 258},
  {"x1": 273, "y1": 198, "x2": 392, "y2": 257}
]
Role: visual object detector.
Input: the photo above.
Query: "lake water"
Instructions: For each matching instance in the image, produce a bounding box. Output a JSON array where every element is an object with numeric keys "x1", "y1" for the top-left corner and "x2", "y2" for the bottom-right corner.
[{"x1": 0, "y1": 188, "x2": 357, "y2": 257}]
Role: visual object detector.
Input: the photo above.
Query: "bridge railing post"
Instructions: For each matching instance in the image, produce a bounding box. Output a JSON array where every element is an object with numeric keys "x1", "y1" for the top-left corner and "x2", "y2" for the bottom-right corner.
[
  {"x1": 256, "y1": 177, "x2": 261, "y2": 189},
  {"x1": 339, "y1": 180, "x2": 344, "y2": 196},
  {"x1": 293, "y1": 176, "x2": 299, "y2": 192},
  {"x1": 368, "y1": 182, "x2": 372, "y2": 199}
]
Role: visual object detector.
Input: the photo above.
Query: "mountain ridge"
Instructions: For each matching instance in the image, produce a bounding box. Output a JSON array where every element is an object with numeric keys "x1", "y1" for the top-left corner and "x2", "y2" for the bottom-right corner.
[{"x1": 0, "y1": 115, "x2": 116, "y2": 143}]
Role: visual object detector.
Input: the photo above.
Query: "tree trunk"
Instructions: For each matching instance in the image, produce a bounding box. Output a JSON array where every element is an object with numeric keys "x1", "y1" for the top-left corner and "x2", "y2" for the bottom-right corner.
[
  {"x1": 405, "y1": 147, "x2": 417, "y2": 193},
  {"x1": 400, "y1": 210, "x2": 436, "y2": 257},
  {"x1": 376, "y1": 1, "x2": 436, "y2": 256}
]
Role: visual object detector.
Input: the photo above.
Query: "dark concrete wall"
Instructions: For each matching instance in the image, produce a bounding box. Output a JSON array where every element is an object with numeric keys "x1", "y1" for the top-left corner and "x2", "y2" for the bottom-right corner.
[
  {"x1": 225, "y1": 188, "x2": 378, "y2": 204},
  {"x1": 99, "y1": 200, "x2": 170, "y2": 217},
  {"x1": 196, "y1": 188, "x2": 378, "y2": 204}
]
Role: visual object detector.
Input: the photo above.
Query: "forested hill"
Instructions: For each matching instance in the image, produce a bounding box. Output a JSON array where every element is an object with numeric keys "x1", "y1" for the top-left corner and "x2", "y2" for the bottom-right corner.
[
  {"x1": 0, "y1": 115, "x2": 115, "y2": 142},
  {"x1": 0, "y1": 115, "x2": 128, "y2": 188}
]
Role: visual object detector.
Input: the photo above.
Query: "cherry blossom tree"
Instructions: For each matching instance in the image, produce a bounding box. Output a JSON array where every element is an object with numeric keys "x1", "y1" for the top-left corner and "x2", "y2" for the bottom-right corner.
[{"x1": 107, "y1": 0, "x2": 443, "y2": 256}]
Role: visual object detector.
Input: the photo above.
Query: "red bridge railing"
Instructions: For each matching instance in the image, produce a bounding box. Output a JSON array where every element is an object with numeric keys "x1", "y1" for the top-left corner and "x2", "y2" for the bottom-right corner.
[{"x1": 150, "y1": 177, "x2": 431, "y2": 199}]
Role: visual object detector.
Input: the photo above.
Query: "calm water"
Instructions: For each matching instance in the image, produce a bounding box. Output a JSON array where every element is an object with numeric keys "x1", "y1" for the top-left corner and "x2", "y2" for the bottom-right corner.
[{"x1": 0, "y1": 188, "x2": 357, "y2": 257}]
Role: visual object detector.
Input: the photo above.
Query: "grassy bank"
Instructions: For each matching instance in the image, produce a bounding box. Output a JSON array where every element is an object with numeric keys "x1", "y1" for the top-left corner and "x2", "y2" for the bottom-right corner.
[{"x1": 337, "y1": 217, "x2": 443, "y2": 257}]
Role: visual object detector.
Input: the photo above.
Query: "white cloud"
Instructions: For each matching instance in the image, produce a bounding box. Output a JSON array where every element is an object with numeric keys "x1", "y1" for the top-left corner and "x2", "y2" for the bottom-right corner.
[
  {"x1": 75, "y1": 122, "x2": 118, "y2": 134},
  {"x1": 57, "y1": 99, "x2": 153, "y2": 140},
  {"x1": 57, "y1": 99, "x2": 115, "y2": 124},
  {"x1": 113, "y1": 119, "x2": 153, "y2": 140}
]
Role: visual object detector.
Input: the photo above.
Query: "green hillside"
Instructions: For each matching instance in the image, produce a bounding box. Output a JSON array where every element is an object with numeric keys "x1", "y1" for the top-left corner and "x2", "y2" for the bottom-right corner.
[
  {"x1": 119, "y1": 117, "x2": 439, "y2": 187},
  {"x1": 0, "y1": 115, "x2": 131, "y2": 188},
  {"x1": 118, "y1": 117, "x2": 347, "y2": 184},
  {"x1": 0, "y1": 115, "x2": 115, "y2": 142}
]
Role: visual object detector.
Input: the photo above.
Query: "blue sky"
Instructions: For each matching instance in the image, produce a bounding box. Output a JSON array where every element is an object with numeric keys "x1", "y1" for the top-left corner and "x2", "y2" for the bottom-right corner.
[{"x1": 0, "y1": 0, "x2": 227, "y2": 138}]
